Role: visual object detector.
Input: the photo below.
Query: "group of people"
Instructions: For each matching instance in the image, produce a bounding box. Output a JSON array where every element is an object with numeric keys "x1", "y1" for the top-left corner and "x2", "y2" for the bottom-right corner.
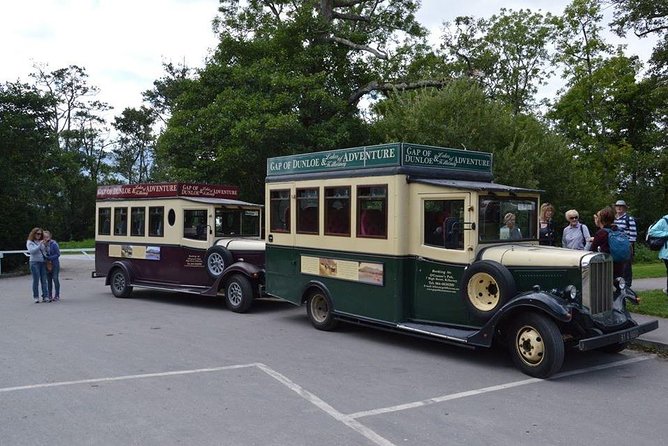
[
  {"x1": 26, "y1": 227, "x2": 61, "y2": 303},
  {"x1": 539, "y1": 200, "x2": 638, "y2": 286}
]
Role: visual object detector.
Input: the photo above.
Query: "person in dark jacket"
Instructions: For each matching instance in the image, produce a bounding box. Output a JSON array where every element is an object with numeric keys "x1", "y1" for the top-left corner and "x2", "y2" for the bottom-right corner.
[
  {"x1": 590, "y1": 206, "x2": 625, "y2": 278},
  {"x1": 539, "y1": 203, "x2": 556, "y2": 246},
  {"x1": 43, "y1": 230, "x2": 61, "y2": 301}
]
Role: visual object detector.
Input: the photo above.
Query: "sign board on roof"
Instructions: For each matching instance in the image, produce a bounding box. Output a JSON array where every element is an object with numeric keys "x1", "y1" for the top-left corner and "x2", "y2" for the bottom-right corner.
[
  {"x1": 266, "y1": 143, "x2": 492, "y2": 177},
  {"x1": 96, "y1": 183, "x2": 239, "y2": 200}
]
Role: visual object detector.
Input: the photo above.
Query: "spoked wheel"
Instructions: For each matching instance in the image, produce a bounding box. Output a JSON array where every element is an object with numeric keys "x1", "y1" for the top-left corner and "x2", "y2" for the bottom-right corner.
[
  {"x1": 306, "y1": 290, "x2": 338, "y2": 331},
  {"x1": 224, "y1": 274, "x2": 254, "y2": 313},
  {"x1": 110, "y1": 268, "x2": 132, "y2": 298},
  {"x1": 205, "y1": 246, "x2": 233, "y2": 279},
  {"x1": 509, "y1": 312, "x2": 564, "y2": 378}
]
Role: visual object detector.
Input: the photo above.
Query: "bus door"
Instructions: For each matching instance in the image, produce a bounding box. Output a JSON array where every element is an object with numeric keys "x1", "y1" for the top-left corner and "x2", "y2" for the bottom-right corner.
[
  {"x1": 177, "y1": 206, "x2": 214, "y2": 285},
  {"x1": 265, "y1": 184, "x2": 297, "y2": 298},
  {"x1": 411, "y1": 192, "x2": 475, "y2": 325}
]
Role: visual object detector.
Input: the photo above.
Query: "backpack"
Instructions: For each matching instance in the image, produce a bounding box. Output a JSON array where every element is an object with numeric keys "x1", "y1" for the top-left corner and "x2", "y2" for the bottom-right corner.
[
  {"x1": 603, "y1": 228, "x2": 631, "y2": 262},
  {"x1": 646, "y1": 217, "x2": 668, "y2": 251}
]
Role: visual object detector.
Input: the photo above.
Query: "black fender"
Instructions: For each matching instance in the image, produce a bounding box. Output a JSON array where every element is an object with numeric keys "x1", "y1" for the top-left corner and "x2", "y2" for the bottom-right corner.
[
  {"x1": 467, "y1": 291, "x2": 572, "y2": 347},
  {"x1": 300, "y1": 280, "x2": 333, "y2": 306},
  {"x1": 203, "y1": 262, "x2": 264, "y2": 296},
  {"x1": 105, "y1": 260, "x2": 135, "y2": 286}
]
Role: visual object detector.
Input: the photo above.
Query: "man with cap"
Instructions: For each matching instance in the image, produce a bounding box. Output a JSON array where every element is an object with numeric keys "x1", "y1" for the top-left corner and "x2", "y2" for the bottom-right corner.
[{"x1": 614, "y1": 200, "x2": 637, "y2": 286}]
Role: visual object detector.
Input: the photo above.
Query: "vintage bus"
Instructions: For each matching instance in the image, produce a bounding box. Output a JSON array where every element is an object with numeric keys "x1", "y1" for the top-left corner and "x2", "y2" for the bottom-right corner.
[
  {"x1": 258, "y1": 142, "x2": 657, "y2": 378},
  {"x1": 93, "y1": 182, "x2": 265, "y2": 312}
]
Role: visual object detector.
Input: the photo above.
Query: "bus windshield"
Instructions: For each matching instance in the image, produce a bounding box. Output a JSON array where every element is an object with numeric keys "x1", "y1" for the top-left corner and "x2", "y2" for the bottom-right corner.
[
  {"x1": 478, "y1": 196, "x2": 537, "y2": 242},
  {"x1": 215, "y1": 208, "x2": 261, "y2": 237}
]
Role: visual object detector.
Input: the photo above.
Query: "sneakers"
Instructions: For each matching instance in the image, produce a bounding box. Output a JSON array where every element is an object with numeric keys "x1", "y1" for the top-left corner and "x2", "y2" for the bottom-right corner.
[
  {"x1": 42, "y1": 297, "x2": 51, "y2": 303},
  {"x1": 34, "y1": 299, "x2": 40, "y2": 303}
]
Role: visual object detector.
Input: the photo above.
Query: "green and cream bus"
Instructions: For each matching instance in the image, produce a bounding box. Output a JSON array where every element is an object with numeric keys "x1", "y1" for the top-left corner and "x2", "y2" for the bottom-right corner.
[{"x1": 259, "y1": 142, "x2": 657, "y2": 378}]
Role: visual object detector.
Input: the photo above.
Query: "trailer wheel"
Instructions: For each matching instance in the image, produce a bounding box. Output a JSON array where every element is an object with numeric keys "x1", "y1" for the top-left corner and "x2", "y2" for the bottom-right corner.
[
  {"x1": 462, "y1": 260, "x2": 516, "y2": 321},
  {"x1": 205, "y1": 246, "x2": 233, "y2": 279},
  {"x1": 110, "y1": 268, "x2": 132, "y2": 298},
  {"x1": 306, "y1": 290, "x2": 338, "y2": 331},
  {"x1": 509, "y1": 312, "x2": 564, "y2": 378},
  {"x1": 597, "y1": 342, "x2": 629, "y2": 354},
  {"x1": 224, "y1": 274, "x2": 254, "y2": 313}
]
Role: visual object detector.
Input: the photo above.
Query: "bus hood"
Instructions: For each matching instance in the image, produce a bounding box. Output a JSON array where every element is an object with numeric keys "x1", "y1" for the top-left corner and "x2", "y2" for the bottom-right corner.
[
  {"x1": 479, "y1": 244, "x2": 593, "y2": 268},
  {"x1": 215, "y1": 238, "x2": 266, "y2": 252}
]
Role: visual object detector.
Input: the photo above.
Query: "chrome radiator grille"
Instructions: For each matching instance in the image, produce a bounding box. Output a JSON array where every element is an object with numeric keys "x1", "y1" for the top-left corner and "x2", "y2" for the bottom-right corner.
[{"x1": 582, "y1": 254, "x2": 613, "y2": 314}]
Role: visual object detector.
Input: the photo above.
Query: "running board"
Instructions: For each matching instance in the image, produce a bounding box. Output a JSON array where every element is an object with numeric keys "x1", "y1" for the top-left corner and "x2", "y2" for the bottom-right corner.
[
  {"x1": 132, "y1": 282, "x2": 209, "y2": 295},
  {"x1": 396, "y1": 322, "x2": 477, "y2": 344}
]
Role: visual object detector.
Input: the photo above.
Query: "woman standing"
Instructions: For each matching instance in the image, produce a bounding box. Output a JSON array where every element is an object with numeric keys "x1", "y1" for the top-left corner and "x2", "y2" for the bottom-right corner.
[
  {"x1": 562, "y1": 209, "x2": 591, "y2": 250},
  {"x1": 26, "y1": 227, "x2": 48, "y2": 303},
  {"x1": 43, "y1": 230, "x2": 61, "y2": 301},
  {"x1": 590, "y1": 207, "x2": 625, "y2": 278},
  {"x1": 539, "y1": 203, "x2": 556, "y2": 246},
  {"x1": 647, "y1": 214, "x2": 668, "y2": 295}
]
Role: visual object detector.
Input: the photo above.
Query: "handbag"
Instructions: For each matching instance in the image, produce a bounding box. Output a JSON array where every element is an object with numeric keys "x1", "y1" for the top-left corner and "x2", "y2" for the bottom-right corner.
[
  {"x1": 646, "y1": 217, "x2": 668, "y2": 251},
  {"x1": 46, "y1": 260, "x2": 53, "y2": 272}
]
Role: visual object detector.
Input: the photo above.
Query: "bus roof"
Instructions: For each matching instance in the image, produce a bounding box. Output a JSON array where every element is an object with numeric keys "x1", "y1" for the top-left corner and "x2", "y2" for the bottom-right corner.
[{"x1": 266, "y1": 143, "x2": 493, "y2": 182}]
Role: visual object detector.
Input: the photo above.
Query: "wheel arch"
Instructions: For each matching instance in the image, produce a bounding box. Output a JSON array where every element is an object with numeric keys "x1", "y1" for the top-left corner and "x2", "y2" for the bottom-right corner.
[
  {"x1": 468, "y1": 291, "x2": 572, "y2": 347},
  {"x1": 105, "y1": 260, "x2": 134, "y2": 286},
  {"x1": 300, "y1": 280, "x2": 333, "y2": 306}
]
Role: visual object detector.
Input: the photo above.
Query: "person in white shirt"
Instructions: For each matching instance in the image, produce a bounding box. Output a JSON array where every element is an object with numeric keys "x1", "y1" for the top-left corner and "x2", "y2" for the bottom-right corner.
[{"x1": 562, "y1": 209, "x2": 591, "y2": 250}]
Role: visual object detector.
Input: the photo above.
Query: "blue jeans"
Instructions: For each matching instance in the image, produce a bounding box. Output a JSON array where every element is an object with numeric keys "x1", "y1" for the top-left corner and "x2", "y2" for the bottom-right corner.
[
  {"x1": 47, "y1": 262, "x2": 60, "y2": 298},
  {"x1": 30, "y1": 261, "x2": 48, "y2": 299}
]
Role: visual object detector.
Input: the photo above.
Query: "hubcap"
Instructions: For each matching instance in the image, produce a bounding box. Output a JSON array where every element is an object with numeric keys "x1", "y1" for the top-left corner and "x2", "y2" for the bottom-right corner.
[
  {"x1": 516, "y1": 325, "x2": 545, "y2": 366},
  {"x1": 467, "y1": 272, "x2": 500, "y2": 311},
  {"x1": 208, "y1": 253, "x2": 225, "y2": 275},
  {"x1": 113, "y1": 273, "x2": 125, "y2": 292},
  {"x1": 227, "y1": 281, "x2": 242, "y2": 306},
  {"x1": 310, "y1": 294, "x2": 329, "y2": 323}
]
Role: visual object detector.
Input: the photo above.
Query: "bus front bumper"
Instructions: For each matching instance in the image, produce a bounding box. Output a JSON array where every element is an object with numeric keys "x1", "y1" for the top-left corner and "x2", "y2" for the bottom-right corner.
[{"x1": 578, "y1": 320, "x2": 659, "y2": 351}]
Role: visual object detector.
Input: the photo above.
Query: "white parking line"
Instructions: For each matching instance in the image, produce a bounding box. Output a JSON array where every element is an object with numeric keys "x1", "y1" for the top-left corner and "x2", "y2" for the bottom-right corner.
[
  {"x1": 347, "y1": 356, "x2": 652, "y2": 419},
  {"x1": 0, "y1": 356, "x2": 652, "y2": 446}
]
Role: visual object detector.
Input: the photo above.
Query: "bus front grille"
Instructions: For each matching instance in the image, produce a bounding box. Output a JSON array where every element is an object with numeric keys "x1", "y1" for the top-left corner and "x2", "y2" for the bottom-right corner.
[{"x1": 582, "y1": 255, "x2": 613, "y2": 314}]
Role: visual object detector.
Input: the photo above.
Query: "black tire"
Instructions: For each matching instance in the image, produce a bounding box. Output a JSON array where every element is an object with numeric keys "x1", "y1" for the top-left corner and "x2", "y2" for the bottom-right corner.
[
  {"x1": 597, "y1": 342, "x2": 629, "y2": 354},
  {"x1": 224, "y1": 274, "x2": 254, "y2": 313},
  {"x1": 110, "y1": 268, "x2": 132, "y2": 298},
  {"x1": 508, "y1": 312, "x2": 565, "y2": 378},
  {"x1": 205, "y1": 246, "x2": 234, "y2": 279},
  {"x1": 306, "y1": 289, "x2": 339, "y2": 331},
  {"x1": 461, "y1": 260, "x2": 517, "y2": 321}
]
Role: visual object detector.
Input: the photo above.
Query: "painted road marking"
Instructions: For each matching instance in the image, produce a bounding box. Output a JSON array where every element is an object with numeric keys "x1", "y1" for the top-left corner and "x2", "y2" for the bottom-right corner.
[
  {"x1": 0, "y1": 355, "x2": 653, "y2": 446},
  {"x1": 347, "y1": 356, "x2": 652, "y2": 419}
]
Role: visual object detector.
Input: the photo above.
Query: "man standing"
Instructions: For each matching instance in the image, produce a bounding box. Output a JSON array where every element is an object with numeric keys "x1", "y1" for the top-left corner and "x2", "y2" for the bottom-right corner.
[{"x1": 613, "y1": 200, "x2": 637, "y2": 286}]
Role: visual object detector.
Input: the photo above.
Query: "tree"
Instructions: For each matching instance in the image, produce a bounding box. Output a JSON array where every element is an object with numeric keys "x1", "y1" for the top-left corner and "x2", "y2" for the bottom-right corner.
[
  {"x1": 441, "y1": 9, "x2": 558, "y2": 114},
  {"x1": 112, "y1": 107, "x2": 156, "y2": 183},
  {"x1": 151, "y1": 0, "x2": 447, "y2": 202}
]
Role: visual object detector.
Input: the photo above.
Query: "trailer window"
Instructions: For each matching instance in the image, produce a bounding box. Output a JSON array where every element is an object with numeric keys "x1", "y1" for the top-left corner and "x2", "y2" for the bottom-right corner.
[
  {"x1": 184, "y1": 209, "x2": 208, "y2": 240},
  {"x1": 98, "y1": 208, "x2": 111, "y2": 235},
  {"x1": 149, "y1": 207, "x2": 164, "y2": 237},
  {"x1": 297, "y1": 188, "x2": 319, "y2": 234},
  {"x1": 270, "y1": 190, "x2": 291, "y2": 233},
  {"x1": 423, "y1": 200, "x2": 465, "y2": 249},
  {"x1": 113, "y1": 207, "x2": 128, "y2": 236},
  {"x1": 357, "y1": 185, "x2": 387, "y2": 238},
  {"x1": 325, "y1": 187, "x2": 350, "y2": 236},
  {"x1": 131, "y1": 207, "x2": 146, "y2": 236}
]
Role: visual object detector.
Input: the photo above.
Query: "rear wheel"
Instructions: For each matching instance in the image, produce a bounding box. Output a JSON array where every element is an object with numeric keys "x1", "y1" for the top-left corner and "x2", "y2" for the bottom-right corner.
[
  {"x1": 508, "y1": 312, "x2": 564, "y2": 378},
  {"x1": 306, "y1": 290, "x2": 338, "y2": 331},
  {"x1": 110, "y1": 268, "x2": 132, "y2": 298},
  {"x1": 224, "y1": 274, "x2": 254, "y2": 313}
]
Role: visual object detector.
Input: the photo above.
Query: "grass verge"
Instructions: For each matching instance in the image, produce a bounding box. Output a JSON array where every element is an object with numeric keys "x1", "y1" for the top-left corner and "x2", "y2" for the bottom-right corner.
[
  {"x1": 59, "y1": 239, "x2": 95, "y2": 249},
  {"x1": 634, "y1": 262, "x2": 665, "y2": 279},
  {"x1": 631, "y1": 290, "x2": 668, "y2": 318}
]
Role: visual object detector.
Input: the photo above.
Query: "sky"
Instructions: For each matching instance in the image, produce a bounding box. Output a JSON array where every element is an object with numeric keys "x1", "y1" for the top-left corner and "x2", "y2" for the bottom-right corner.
[{"x1": 0, "y1": 0, "x2": 657, "y2": 118}]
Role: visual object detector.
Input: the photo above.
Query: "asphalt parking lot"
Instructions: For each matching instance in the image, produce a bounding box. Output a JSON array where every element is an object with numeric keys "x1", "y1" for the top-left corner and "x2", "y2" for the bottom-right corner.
[{"x1": 1, "y1": 257, "x2": 667, "y2": 446}]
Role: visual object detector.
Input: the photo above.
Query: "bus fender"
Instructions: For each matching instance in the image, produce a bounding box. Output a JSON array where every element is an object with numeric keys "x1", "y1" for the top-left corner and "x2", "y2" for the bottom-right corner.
[
  {"x1": 467, "y1": 291, "x2": 572, "y2": 348},
  {"x1": 204, "y1": 262, "x2": 265, "y2": 297},
  {"x1": 300, "y1": 280, "x2": 333, "y2": 305},
  {"x1": 105, "y1": 260, "x2": 135, "y2": 286}
]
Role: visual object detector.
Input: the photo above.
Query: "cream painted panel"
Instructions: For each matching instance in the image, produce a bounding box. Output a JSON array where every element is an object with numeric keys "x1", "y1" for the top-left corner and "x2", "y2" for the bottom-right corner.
[{"x1": 480, "y1": 244, "x2": 588, "y2": 268}]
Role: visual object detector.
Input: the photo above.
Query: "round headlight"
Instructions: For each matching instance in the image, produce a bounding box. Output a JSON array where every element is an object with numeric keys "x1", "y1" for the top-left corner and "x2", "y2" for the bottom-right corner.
[
  {"x1": 563, "y1": 285, "x2": 577, "y2": 301},
  {"x1": 615, "y1": 277, "x2": 626, "y2": 290}
]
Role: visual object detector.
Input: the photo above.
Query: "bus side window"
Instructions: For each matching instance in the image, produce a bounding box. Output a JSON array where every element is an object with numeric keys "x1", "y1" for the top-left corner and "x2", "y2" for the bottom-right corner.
[
  {"x1": 149, "y1": 207, "x2": 164, "y2": 237},
  {"x1": 184, "y1": 209, "x2": 208, "y2": 240},
  {"x1": 357, "y1": 185, "x2": 387, "y2": 238},
  {"x1": 114, "y1": 207, "x2": 128, "y2": 236},
  {"x1": 98, "y1": 207, "x2": 111, "y2": 235},
  {"x1": 423, "y1": 199, "x2": 464, "y2": 250}
]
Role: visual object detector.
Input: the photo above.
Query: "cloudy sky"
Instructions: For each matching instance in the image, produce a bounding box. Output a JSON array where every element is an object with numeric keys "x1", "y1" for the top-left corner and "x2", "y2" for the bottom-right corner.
[{"x1": 0, "y1": 0, "x2": 654, "y2": 116}]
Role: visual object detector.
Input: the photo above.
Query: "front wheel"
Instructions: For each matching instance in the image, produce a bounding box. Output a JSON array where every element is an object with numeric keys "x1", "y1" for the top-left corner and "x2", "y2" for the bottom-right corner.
[
  {"x1": 306, "y1": 290, "x2": 338, "y2": 331},
  {"x1": 110, "y1": 268, "x2": 132, "y2": 298},
  {"x1": 508, "y1": 312, "x2": 564, "y2": 378},
  {"x1": 224, "y1": 274, "x2": 254, "y2": 313}
]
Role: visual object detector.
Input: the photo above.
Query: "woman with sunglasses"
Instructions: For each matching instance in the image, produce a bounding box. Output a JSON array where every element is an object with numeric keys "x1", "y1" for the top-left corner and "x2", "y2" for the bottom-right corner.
[
  {"x1": 562, "y1": 209, "x2": 591, "y2": 250},
  {"x1": 26, "y1": 227, "x2": 49, "y2": 303}
]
